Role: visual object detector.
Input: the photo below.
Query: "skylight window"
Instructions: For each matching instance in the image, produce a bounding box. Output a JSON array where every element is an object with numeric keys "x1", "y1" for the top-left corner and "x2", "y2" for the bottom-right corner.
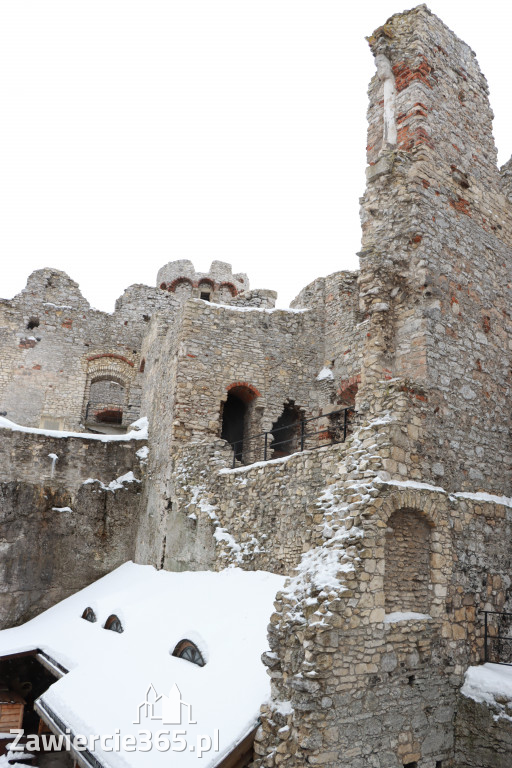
[
  {"x1": 81, "y1": 607, "x2": 97, "y2": 623},
  {"x1": 172, "y1": 639, "x2": 205, "y2": 667},
  {"x1": 104, "y1": 614, "x2": 123, "y2": 633}
]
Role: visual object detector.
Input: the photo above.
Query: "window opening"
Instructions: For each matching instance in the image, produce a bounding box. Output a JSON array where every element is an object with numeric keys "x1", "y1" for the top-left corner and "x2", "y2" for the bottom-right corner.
[{"x1": 172, "y1": 640, "x2": 205, "y2": 667}]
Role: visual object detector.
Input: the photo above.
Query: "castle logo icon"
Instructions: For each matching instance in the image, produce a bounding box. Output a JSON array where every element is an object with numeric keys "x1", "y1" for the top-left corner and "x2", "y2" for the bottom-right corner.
[{"x1": 134, "y1": 683, "x2": 196, "y2": 725}]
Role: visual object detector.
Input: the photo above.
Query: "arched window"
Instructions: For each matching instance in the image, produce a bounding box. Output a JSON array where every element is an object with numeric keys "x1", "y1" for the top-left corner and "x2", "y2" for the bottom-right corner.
[
  {"x1": 104, "y1": 614, "x2": 123, "y2": 633},
  {"x1": 169, "y1": 277, "x2": 194, "y2": 297},
  {"x1": 81, "y1": 607, "x2": 97, "y2": 623},
  {"x1": 270, "y1": 402, "x2": 303, "y2": 458},
  {"x1": 218, "y1": 282, "x2": 237, "y2": 301},
  {"x1": 87, "y1": 378, "x2": 125, "y2": 425},
  {"x1": 385, "y1": 509, "x2": 432, "y2": 614},
  {"x1": 172, "y1": 640, "x2": 205, "y2": 667}
]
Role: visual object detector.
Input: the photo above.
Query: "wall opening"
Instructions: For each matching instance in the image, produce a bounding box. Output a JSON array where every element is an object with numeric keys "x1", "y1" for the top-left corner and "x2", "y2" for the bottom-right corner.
[
  {"x1": 385, "y1": 508, "x2": 432, "y2": 614},
  {"x1": 221, "y1": 384, "x2": 261, "y2": 463},
  {"x1": 221, "y1": 392, "x2": 247, "y2": 461},
  {"x1": 26, "y1": 317, "x2": 39, "y2": 330},
  {"x1": 87, "y1": 378, "x2": 125, "y2": 426},
  {"x1": 271, "y1": 401, "x2": 303, "y2": 458}
]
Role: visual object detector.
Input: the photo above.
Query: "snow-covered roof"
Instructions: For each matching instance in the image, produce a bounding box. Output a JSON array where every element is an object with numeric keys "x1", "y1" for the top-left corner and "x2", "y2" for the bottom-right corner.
[{"x1": 0, "y1": 563, "x2": 284, "y2": 768}]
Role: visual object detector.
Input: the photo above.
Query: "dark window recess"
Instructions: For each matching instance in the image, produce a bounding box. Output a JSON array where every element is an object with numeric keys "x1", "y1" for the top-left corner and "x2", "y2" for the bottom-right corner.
[
  {"x1": 271, "y1": 402, "x2": 303, "y2": 458},
  {"x1": 142, "y1": 314, "x2": 150, "y2": 322},
  {"x1": 81, "y1": 607, "x2": 97, "y2": 623},
  {"x1": 221, "y1": 392, "x2": 247, "y2": 461},
  {"x1": 200, "y1": 292, "x2": 211, "y2": 301},
  {"x1": 172, "y1": 640, "x2": 205, "y2": 667},
  {"x1": 95, "y1": 409, "x2": 123, "y2": 424},
  {"x1": 26, "y1": 317, "x2": 39, "y2": 330},
  {"x1": 104, "y1": 615, "x2": 123, "y2": 633}
]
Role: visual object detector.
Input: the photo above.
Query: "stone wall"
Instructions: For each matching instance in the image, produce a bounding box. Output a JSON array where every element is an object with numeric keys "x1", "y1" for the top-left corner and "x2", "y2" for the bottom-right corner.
[
  {"x1": 0, "y1": 426, "x2": 146, "y2": 628},
  {"x1": 0, "y1": 260, "x2": 254, "y2": 434},
  {"x1": 0, "y1": 426, "x2": 145, "y2": 490},
  {"x1": 359, "y1": 5, "x2": 512, "y2": 495},
  {"x1": 454, "y1": 694, "x2": 512, "y2": 768},
  {"x1": 250, "y1": 442, "x2": 512, "y2": 767},
  {"x1": 135, "y1": 438, "x2": 351, "y2": 574},
  {"x1": 135, "y1": 294, "x2": 345, "y2": 568},
  {"x1": 291, "y1": 270, "x2": 367, "y2": 401}
]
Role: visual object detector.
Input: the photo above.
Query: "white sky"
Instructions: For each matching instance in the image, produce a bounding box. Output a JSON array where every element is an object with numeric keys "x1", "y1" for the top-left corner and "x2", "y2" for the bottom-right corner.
[{"x1": 1, "y1": 1, "x2": 511, "y2": 312}]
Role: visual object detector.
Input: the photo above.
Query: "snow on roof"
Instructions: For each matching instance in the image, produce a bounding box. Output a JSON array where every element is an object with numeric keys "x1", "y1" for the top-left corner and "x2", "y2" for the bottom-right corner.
[
  {"x1": 0, "y1": 562, "x2": 284, "y2": 768},
  {"x1": 0, "y1": 416, "x2": 148, "y2": 442}
]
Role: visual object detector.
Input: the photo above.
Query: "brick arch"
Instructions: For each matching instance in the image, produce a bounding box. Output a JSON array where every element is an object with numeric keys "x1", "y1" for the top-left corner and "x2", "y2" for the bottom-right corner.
[
  {"x1": 86, "y1": 353, "x2": 134, "y2": 368},
  {"x1": 218, "y1": 281, "x2": 238, "y2": 297},
  {"x1": 226, "y1": 381, "x2": 261, "y2": 403},
  {"x1": 82, "y1": 353, "x2": 138, "y2": 428},
  {"x1": 197, "y1": 277, "x2": 215, "y2": 289},
  {"x1": 169, "y1": 276, "x2": 194, "y2": 293},
  {"x1": 337, "y1": 374, "x2": 360, "y2": 407}
]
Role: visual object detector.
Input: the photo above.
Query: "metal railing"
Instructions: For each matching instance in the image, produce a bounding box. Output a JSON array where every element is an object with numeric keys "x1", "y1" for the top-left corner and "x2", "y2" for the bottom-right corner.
[
  {"x1": 482, "y1": 610, "x2": 512, "y2": 666},
  {"x1": 230, "y1": 408, "x2": 351, "y2": 468}
]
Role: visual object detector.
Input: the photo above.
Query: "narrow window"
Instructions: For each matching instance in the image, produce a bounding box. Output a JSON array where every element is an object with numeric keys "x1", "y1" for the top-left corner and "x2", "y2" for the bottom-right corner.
[{"x1": 200, "y1": 292, "x2": 211, "y2": 302}]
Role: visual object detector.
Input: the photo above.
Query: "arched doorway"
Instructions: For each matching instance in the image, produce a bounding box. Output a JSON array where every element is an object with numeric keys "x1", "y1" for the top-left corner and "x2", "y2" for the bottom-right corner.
[{"x1": 221, "y1": 383, "x2": 261, "y2": 463}]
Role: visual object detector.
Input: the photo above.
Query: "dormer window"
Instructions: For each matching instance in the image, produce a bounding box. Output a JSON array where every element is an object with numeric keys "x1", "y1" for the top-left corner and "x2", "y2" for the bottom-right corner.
[
  {"x1": 81, "y1": 607, "x2": 97, "y2": 623},
  {"x1": 172, "y1": 639, "x2": 205, "y2": 667},
  {"x1": 104, "y1": 614, "x2": 123, "y2": 633}
]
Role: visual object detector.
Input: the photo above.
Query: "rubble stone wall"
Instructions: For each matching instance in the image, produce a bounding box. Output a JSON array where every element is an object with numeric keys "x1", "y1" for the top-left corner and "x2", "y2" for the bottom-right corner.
[
  {"x1": 359, "y1": 5, "x2": 512, "y2": 495},
  {"x1": 291, "y1": 270, "x2": 366, "y2": 394},
  {"x1": 0, "y1": 429, "x2": 146, "y2": 628},
  {"x1": 454, "y1": 694, "x2": 512, "y2": 768}
]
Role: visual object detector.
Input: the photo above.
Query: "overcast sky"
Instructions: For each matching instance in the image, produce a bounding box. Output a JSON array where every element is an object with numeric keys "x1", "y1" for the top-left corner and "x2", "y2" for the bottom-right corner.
[{"x1": 1, "y1": 1, "x2": 511, "y2": 311}]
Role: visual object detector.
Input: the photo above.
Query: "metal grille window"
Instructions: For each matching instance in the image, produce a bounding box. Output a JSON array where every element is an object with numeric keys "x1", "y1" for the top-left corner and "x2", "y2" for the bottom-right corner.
[{"x1": 172, "y1": 640, "x2": 205, "y2": 667}]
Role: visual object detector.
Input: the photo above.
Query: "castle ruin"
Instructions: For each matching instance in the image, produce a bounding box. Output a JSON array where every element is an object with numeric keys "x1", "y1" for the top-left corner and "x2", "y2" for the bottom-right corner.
[{"x1": 1, "y1": 5, "x2": 511, "y2": 767}]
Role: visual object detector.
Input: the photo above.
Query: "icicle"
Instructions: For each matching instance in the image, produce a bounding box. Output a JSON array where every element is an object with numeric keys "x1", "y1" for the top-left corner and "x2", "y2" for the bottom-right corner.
[{"x1": 48, "y1": 453, "x2": 58, "y2": 478}]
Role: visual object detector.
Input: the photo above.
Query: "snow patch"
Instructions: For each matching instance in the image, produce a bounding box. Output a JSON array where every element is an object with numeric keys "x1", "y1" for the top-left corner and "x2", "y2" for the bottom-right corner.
[
  {"x1": 452, "y1": 490, "x2": 512, "y2": 508},
  {"x1": 384, "y1": 612, "x2": 432, "y2": 623},
  {"x1": 461, "y1": 664, "x2": 512, "y2": 720},
  {"x1": 0, "y1": 416, "x2": 148, "y2": 442},
  {"x1": 52, "y1": 507, "x2": 73, "y2": 513},
  {"x1": 316, "y1": 367, "x2": 334, "y2": 381},
  {"x1": 384, "y1": 478, "x2": 447, "y2": 494},
  {"x1": 80, "y1": 472, "x2": 140, "y2": 492},
  {"x1": 194, "y1": 299, "x2": 308, "y2": 315}
]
